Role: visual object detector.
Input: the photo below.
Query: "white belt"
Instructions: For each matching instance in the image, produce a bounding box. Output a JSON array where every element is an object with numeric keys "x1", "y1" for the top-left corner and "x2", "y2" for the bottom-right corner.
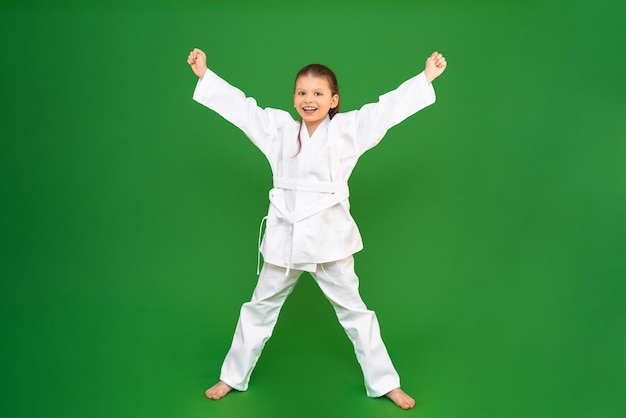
[
  {"x1": 269, "y1": 186, "x2": 349, "y2": 224},
  {"x1": 257, "y1": 177, "x2": 350, "y2": 275},
  {"x1": 273, "y1": 176, "x2": 347, "y2": 193}
]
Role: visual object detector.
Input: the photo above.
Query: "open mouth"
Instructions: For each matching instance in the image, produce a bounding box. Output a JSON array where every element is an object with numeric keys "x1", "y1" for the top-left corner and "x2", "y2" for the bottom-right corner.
[{"x1": 302, "y1": 107, "x2": 318, "y2": 113}]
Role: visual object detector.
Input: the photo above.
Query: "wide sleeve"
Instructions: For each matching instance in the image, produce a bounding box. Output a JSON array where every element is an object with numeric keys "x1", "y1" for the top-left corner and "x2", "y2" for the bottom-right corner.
[
  {"x1": 192, "y1": 69, "x2": 294, "y2": 154},
  {"x1": 353, "y1": 71, "x2": 436, "y2": 154}
]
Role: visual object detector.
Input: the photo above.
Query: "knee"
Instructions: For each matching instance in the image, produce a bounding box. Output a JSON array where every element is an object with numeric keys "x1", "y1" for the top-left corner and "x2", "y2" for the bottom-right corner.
[
  {"x1": 240, "y1": 299, "x2": 280, "y2": 319},
  {"x1": 335, "y1": 305, "x2": 377, "y2": 324}
]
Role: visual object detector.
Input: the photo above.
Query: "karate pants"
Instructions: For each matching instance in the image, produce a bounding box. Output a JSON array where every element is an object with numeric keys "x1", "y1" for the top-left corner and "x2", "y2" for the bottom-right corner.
[{"x1": 219, "y1": 256, "x2": 401, "y2": 397}]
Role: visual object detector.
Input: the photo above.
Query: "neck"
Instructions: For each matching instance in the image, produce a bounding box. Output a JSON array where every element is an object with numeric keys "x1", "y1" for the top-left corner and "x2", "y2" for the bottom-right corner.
[{"x1": 304, "y1": 119, "x2": 324, "y2": 137}]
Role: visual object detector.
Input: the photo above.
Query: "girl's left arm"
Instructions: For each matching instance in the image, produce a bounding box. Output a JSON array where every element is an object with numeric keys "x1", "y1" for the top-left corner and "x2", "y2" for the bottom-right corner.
[
  {"x1": 352, "y1": 72, "x2": 436, "y2": 154},
  {"x1": 352, "y1": 52, "x2": 446, "y2": 154}
]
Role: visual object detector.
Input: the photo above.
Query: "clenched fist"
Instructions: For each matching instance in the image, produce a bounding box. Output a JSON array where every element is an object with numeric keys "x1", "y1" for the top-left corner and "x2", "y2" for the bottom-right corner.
[
  {"x1": 188, "y1": 48, "x2": 208, "y2": 79},
  {"x1": 424, "y1": 52, "x2": 447, "y2": 84}
]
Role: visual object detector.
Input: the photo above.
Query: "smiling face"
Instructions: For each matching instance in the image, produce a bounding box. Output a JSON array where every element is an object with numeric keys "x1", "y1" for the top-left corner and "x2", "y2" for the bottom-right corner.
[{"x1": 294, "y1": 75, "x2": 339, "y2": 133}]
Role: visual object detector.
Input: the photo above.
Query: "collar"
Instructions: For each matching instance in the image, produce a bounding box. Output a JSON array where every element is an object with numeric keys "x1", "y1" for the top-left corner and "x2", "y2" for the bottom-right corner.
[{"x1": 301, "y1": 115, "x2": 331, "y2": 140}]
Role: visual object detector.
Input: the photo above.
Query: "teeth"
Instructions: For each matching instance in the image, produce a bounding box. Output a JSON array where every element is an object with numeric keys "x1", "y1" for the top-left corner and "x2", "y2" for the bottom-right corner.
[{"x1": 303, "y1": 107, "x2": 317, "y2": 111}]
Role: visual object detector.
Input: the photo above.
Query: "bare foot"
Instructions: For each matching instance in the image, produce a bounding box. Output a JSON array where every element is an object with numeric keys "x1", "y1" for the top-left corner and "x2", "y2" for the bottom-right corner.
[
  {"x1": 205, "y1": 381, "x2": 233, "y2": 400},
  {"x1": 385, "y1": 387, "x2": 416, "y2": 410}
]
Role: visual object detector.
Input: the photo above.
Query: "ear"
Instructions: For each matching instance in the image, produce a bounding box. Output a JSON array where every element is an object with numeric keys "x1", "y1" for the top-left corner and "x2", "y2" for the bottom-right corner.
[{"x1": 331, "y1": 94, "x2": 339, "y2": 108}]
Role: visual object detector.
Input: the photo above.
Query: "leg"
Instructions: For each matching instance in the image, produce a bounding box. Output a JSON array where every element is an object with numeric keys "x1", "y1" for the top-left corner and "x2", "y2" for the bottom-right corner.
[
  {"x1": 207, "y1": 262, "x2": 302, "y2": 399},
  {"x1": 311, "y1": 257, "x2": 414, "y2": 408}
]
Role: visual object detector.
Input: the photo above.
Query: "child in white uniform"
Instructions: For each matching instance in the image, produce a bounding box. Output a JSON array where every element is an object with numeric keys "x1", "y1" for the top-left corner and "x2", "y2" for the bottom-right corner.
[{"x1": 187, "y1": 48, "x2": 447, "y2": 409}]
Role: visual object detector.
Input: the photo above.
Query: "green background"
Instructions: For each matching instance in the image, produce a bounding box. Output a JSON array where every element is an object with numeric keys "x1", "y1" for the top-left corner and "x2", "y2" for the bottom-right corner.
[{"x1": 1, "y1": 1, "x2": 624, "y2": 417}]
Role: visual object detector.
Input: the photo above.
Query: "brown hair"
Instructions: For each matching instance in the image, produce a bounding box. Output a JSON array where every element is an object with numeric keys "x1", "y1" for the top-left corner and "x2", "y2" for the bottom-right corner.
[{"x1": 293, "y1": 64, "x2": 340, "y2": 156}]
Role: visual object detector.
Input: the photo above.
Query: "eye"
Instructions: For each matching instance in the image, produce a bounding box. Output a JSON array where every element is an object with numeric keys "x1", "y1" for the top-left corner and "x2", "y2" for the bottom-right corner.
[
  {"x1": 297, "y1": 91, "x2": 305, "y2": 96},
  {"x1": 315, "y1": 92, "x2": 323, "y2": 96}
]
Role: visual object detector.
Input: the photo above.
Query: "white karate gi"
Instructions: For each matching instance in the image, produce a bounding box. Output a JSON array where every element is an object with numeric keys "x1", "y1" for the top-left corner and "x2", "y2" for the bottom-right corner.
[{"x1": 193, "y1": 68, "x2": 436, "y2": 397}]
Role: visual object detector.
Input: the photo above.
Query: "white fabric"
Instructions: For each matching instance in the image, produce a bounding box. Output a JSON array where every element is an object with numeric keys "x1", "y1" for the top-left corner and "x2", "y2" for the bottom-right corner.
[
  {"x1": 193, "y1": 69, "x2": 436, "y2": 272},
  {"x1": 273, "y1": 176, "x2": 347, "y2": 193},
  {"x1": 219, "y1": 257, "x2": 401, "y2": 398},
  {"x1": 193, "y1": 68, "x2": 437, "y2": 396}
]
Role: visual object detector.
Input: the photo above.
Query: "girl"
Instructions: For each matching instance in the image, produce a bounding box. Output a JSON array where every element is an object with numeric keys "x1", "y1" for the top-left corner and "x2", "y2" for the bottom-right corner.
[{"x1": 187, "y1": 48, "x2": 447, "y2": 410}]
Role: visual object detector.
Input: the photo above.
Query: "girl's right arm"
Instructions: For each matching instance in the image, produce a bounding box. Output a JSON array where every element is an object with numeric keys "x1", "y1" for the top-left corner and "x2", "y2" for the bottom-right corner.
[{"x1": 187, "y1": 48, "x2": 291, "y2": 154}]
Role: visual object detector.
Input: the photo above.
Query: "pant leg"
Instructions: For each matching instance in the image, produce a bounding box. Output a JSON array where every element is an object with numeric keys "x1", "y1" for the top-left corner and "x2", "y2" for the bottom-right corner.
[
  {"x1": 219, "y1": 262, "x2": 302, "y2": 391},
  {"x1": 311, "y1": 256, "x2": 401, "y2": 397}
]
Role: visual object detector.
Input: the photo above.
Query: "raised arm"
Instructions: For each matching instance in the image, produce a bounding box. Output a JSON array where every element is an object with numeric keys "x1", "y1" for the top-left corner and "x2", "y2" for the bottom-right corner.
[
  {"x1": 352, "y1": 51, "x2": 447, "y2": 154},
  {"x1": 187, "y1": 48, "x2": 292, "y2": 154}
]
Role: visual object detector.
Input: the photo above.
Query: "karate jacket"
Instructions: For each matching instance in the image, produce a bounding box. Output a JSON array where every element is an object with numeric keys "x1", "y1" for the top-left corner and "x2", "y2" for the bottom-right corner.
[{"x1": 193, "y1": 68, "x2": 436, "y2": 272}]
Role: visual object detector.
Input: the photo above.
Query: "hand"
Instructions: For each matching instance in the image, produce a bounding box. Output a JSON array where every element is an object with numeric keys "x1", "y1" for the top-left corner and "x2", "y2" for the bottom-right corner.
[
  {"x1": 187, "y1": 48, "x2": 208, "y2": 79},
  {"x1": 424, "y1": 51, "x2": 447, "y2": 84}
]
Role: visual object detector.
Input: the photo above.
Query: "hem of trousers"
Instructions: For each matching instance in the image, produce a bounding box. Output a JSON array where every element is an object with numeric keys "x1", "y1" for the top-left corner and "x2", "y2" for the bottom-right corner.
[
  {"x1": 220, "y1": 376, "x2": 247, "y2": 392},
  {"x1": 365, "y1": 380, "x2": 401, "y2": 398}
]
